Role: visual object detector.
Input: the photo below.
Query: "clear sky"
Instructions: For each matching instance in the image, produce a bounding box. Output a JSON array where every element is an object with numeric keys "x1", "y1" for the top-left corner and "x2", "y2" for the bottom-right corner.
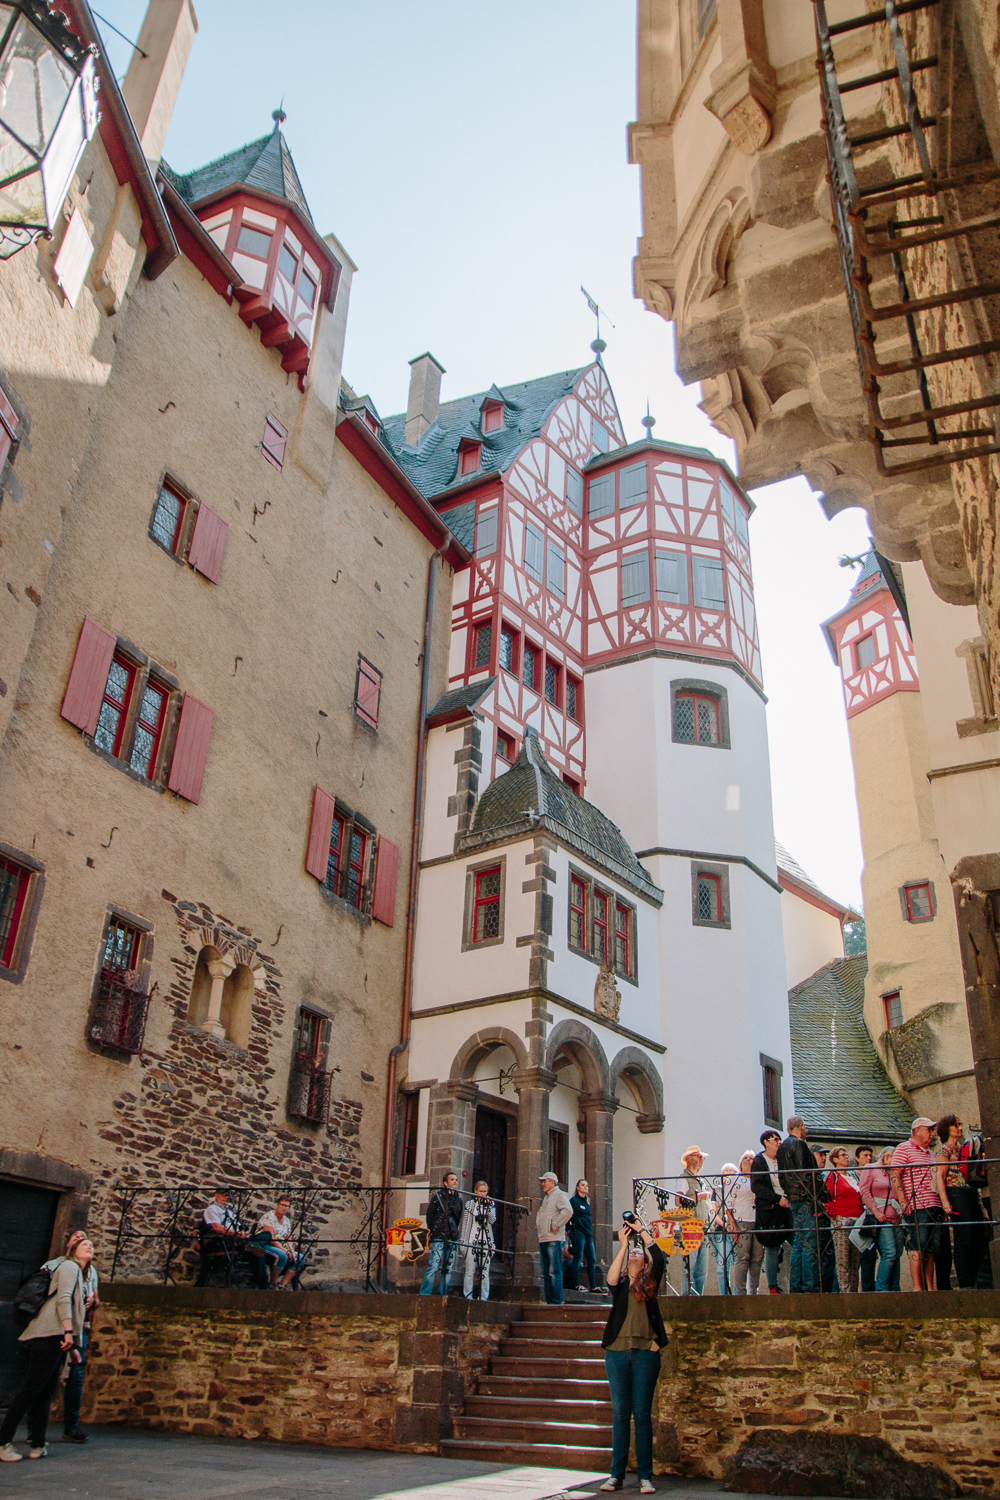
[{"x1": 97, "y1": 0, "x2": 873, "y2": 907}]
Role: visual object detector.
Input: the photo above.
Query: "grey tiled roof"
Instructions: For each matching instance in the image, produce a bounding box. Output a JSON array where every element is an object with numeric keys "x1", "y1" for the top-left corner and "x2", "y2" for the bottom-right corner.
[
  {"x1": 459, "y1": 730, "x2": 663, "y2": 904},
  {"x1": 774, "y1": 840, "x2": 824, "y2": 897},
  {"x1": 382, "y1": 368, "x2": 587, "y2": 500},
  {"x1": 161, "y1": 126, "x2": 313, "y2": 224},
  {"x1": 427, "y1": 678, "x2": 496, "y2": 725},
  {"x1": 789, "y1": 956, "x2": 913, "y2": 1141}
]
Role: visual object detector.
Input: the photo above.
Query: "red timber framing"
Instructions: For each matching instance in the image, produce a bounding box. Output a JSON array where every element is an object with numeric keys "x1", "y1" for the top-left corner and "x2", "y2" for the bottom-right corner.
[
  {"x1": 435, "y1": 362, "x2": 761, "y2": 794},
  {"x1": 821, "y1": 576, "x2": 918, "y2": 721}
]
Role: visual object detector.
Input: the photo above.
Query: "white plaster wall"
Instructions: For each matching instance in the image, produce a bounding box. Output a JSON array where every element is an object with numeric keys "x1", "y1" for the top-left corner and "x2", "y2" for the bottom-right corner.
[
  {"x1": 782, "y1": 890, "x2": 845, "y2": 991},
  {"x1": 421, "y1": 722, "x2": 462, "y2": 861},
  {"x1": 411, "y1": 852, "x2": 533, "y2": 1013},
  {"x1": 406, "y1": 996, "x2": 530, "y2": 1096},
  {"x1": 615, "y1": 1077, "x2": 668, "y2": 1187}
]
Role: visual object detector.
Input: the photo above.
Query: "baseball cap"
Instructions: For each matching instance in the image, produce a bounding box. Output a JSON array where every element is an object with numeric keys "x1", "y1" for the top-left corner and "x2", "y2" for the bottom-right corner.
[
  {"x1": 912, "y1": 1117, "x2": 936, "y2": 1129},
  {"x1": 214, "y1": 1185, "x2": 231, "y2": 1195},
  {"x1": 539, "y1": 1171, "x2": 558, "y2": 1183}
]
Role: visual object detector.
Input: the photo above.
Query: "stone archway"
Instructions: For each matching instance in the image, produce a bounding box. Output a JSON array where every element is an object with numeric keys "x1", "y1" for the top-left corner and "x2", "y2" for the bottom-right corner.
[
  {"x1": 544, "y1": 1019, "x2": 616, "y2": 1262},
  {"x1": 609, "y1": 1046, "x2": 665, "y2": 1134},
  {"x1": 450, "y1": 1026, "x2": 528, "y2": 1082}
]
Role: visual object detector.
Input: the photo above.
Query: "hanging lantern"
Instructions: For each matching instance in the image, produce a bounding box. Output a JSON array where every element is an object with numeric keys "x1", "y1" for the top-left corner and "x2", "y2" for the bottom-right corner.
[{"x1": 0, "y1": 0, "x2": 99, "y2": 256}]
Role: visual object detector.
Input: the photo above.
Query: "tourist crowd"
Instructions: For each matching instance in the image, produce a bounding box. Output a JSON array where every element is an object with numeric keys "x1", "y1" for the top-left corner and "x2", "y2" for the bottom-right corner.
[{"x1": 675, "y1": 1113, "x2": 994, "y2": 1296}]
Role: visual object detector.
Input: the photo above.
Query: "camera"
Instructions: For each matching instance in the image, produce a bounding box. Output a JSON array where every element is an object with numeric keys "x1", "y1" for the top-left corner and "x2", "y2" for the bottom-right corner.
[{"x1": 622, "y1": 1210, "x2": 638, "y2": 1225}]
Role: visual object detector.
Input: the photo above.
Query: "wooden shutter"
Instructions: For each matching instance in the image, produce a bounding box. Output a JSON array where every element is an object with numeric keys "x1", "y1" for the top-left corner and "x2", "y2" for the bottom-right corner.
[
  {"x1": 167, "y1": 694, "x2": 214, "y2": 804},
  {"x1": 187, "y1": 502, "x2": 229, "y2": 583},
  {"x1": 261, "y1": 414, "x2": 287, "y2": 471},
  {"x1": 61, "y1": 617, "x2": 116, "y2": 735},
  {"x1": 305, "y1": 785, "x2": 336, "y2": 880},
  {"x1": 355, "y1": 663, "x2": 381, "y2": 729},
  {"x1": 372, "y1": 837, "x2": 400, "y2": 926},
  {"x1": 0, "y1": 386, "x2": 17, "y2": 471}
]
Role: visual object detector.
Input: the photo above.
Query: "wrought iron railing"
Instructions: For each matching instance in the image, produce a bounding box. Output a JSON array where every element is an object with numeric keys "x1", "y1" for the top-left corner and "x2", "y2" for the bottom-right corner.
[
  {"x1": 286, "y1": 1054, "x2": 333, "y2": 1125},
  {"x1": 89, "y1": 970, "x2": 150, "y2": 1054},
  {"x1": 814, "y1": 0, "x2": 1000, "y2": 475}
]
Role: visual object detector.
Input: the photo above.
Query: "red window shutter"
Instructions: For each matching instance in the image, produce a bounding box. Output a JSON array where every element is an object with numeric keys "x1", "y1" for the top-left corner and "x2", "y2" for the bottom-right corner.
[
  {"x1": 167, "y1": 694, "x2": 214, "y2": 804},
  {"x1": 61, "y1": 617, "x2": 117, "y2": 735},
  {"x1": 0, "y1": 387, "x2": 16, "y2": 471},
  {"x1": 372, "y1": 837, "x2": 400, "y2": 926},
  {"x1": 305, "y1": 785, "x2": 336, "y2": 881},
  {"x1": 187, "y1": 502, "x2": 229, "y2": 583},
  {"x1": 356, "y1": 664, "x2": 381, "y2": 728},
  {"x1": 262, "y1": 414, "x2": 287, "y2": 471}
]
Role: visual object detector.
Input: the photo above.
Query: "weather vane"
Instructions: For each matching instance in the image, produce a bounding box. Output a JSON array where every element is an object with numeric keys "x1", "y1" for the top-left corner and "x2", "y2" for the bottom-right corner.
[{"x1": 581, "y1": 285, "x2": 615, "y2": 353}]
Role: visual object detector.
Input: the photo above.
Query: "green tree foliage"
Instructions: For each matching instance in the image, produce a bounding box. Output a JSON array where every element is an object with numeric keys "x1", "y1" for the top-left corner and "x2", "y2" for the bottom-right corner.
[{"x1": 844, "y1": 915, "x2": 866, "y2": 957}]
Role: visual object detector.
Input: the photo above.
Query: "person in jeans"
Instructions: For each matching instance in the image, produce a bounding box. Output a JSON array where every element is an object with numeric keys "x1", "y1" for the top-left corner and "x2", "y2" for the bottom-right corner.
[
  {"x1": 751, "y1": 1130, "x2": 791, "y2": 1293},
  {"x1": 731, "y1": 1151, "x2": 765, "y2": 1295},
  {"x1": 854, "y1": 1146, "x2": 878, "y2": 1291},
  {"x1": 778, "y1": 1116, "x2": 827, "y2": 1292},
  {"x1": 811, "y1": 1146, "x2": 838, "y2": 1292},
  {"x1": 536, "y1": 1171, "x2": 573, "y2": 1304},
  {"x1": 891, "y1": 1118, "x2": 944, "y2": 1290},
  {"x1": 0, "y1": 1236, "x2": 91, "y2": 1462},
  {"x1": 599, "y1": 1218, "x2": 668, "y2": 1495},
  {"x1": 419, "y1": 1172, "x2": 463, "y2": 1295},
  {"x1": 675, "y1": 1146, "x2": 714, "y2": 1295},
  {"x1": 824, "y1": 1148, "x2": 863, "y2": 1292},
  {"x1": 936, "y1": 1114, "x2": 989, "y2": 1288},
  {"x1": 859, "y1": 1146, "x2": 904, "y2": 1291},
  {"x1": 46, "y1": 1231, "x2": 98, "y2": 1442},
  {"x1": 568, "y1": 1179, "x2": 599, "y2": 1293},
  {"x1": 257, "y1": 1197, "x2": 306, "y2": 1290}
]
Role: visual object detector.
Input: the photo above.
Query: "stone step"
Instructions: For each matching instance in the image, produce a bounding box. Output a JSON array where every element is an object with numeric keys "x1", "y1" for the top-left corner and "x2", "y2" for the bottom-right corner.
[
  {"x1": 498, "y1": 1336, "x2": 602, "y2": 1358},
  {"x1": 440, "y1": 1437, "x2": 613, "y2": 1471},
  {"x1": 488, "y1": 1357, "x2": 606, "y2": 1380},
  {"x1": 454, "y1": 1414, "x2": 614, "y2": 1446},
  {"x1": 476, "y1": 1374, "x2": 610, "y2": 1400},
  {"x1": 508, "y1": 1319, "x2": 606, "y2": 1338},
  {"x1": 465, "y1": 1394, "x2": 614, "y2": 1421},
  {"x1": 524, "y1": 1303, "x2": 609, "y2": 1320}
]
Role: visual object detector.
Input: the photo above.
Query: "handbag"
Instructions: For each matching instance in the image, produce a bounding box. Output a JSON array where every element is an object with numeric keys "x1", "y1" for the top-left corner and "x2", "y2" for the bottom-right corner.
[{"x1": 849, "y1": 1184, "x2": 891, "y2": 1251}]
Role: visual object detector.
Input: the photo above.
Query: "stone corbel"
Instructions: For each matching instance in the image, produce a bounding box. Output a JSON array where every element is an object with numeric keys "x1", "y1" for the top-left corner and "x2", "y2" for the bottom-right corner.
[
  {"x1": 704, "y1": 0, "x2": 777, "y2": 154},
  {"x1": 634, "y1": 253, "x2": 676, "y2": 323}
]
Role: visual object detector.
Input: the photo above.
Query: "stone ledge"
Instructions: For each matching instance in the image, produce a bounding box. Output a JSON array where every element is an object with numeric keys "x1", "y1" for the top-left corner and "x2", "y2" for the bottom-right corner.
[
  {"x1": 100, "y1": 1282, "x2": 524, "y2": 1327},
  {"x1": 658, "y1": 1288, "x2": 1000, "y2": 1323}
]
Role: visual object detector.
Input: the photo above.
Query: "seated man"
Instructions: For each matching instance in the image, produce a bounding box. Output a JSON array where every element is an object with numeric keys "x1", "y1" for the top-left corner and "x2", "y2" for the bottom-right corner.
[
  {"x1": 256, "y1": 1196, "x2": 306, "y2": 1289},
  {"x1": 203, "y1": 1186, "x2": 240, "y2": 1239},
  {"x1": 198, "y1": 1186, "x2": 268, "y2": 1289}
]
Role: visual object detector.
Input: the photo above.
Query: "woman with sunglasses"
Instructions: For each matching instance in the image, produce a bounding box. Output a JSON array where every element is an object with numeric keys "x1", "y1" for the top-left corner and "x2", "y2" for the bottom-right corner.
[{"x1": 599, "y1": 1215, "x2": 668, "y2": 1495}]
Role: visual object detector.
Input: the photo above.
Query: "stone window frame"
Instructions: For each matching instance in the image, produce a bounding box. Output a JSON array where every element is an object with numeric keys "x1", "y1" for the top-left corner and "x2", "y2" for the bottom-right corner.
[
  {"x1": 286, "y1": 1002, "x2": 335, "y2": 1128},
  {"x1": 899, "y1": 880, "x2": 936, "y2": 924},
  {"x1": 671, "y1": 677, "x2": 731, "y2": 750},
  {"x1": 547, "y1": 1120, "x2": 569, "y2": 1186},
  {"x1": 565, "y1": 863, "x2": 639, "y2": 987},
  {"x1": 396, "y1": 1079, "x2": 433, "y2": 1178},
  {"x1": 462, "y1": 854, "x2": 507, "y2": 952},
  {"x1": 321, "y1": 800, "x2": 377, "y2": 925},
  {"x1": 0, "y1": 842, "x2": 45, "y2": 985},
  {"x1": 85, "y1": 632, "x2": 182, "y2": 795},
  {"x1": 148, "y1": 468, "x2": 198, "y2": 567},
  {"x1": 691, "y1": 860, "x2": 731, "y2": 931},
  {"x1": 85, "y1": 903, "x2": 154, "y2": 1061},
  {"x1": 760, "y1": 1052, "x2": 783, "y2": 1129},
  {"x1": 955, "y1": 636, "x2": 997, "y2": 738}
]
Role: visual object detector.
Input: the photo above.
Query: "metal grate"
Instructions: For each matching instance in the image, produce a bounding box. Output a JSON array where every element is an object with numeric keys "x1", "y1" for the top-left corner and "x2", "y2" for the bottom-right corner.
[
  {"x1": 814, "y1": 0, "x2": 1000, "y2": 475},
  {"x1": 287, "y1": 1054, "x2": 334, "y2": 1125},
  {"x1": 90, "y1": 970, "x2": 150, "y2": 1054}
]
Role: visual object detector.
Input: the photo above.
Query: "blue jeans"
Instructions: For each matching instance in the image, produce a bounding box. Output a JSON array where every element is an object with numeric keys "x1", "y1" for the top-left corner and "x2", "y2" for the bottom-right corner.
[
  {"x1": 764, "y1": 1243, "x2": 782, "y2": 1290},
  {"x1": 604, "y1": 1349, "x2": 662, "y2": 1480},
  {"x1": 710, "y1": 1231, "x2": 734, "y2": 1294},
  {"x1": 789, "y1": 1202, "x2": 820, "y2": 1292},
  {"x1": 683, "y1": 1235, "x2": 710, "y2": 1295},
  {"x1": 63, "y1": 1329, "x2": 87, "y2": 1431},
  {"x1": 874, "y1": 1222, "x2": 904, "y2": 1291},
  {"x1": 539, "y1": 1241, "x2": 565, "y2": 1303},
  {"x1": 570, "y1": 1227, "x2": 597, "y2": 1290},
  {"x1": 419, "y1": 1238, "x2": 457, "y2": 1295}
]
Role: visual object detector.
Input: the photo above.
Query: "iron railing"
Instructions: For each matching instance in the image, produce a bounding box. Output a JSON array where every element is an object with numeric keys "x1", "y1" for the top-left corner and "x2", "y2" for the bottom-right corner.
[
  {"x1": 814, "y1": 0, "x2": 1000, "y2": 475},
  {"x1": 89, "y1": 970, "x2": 150, "y2": 1054},
  {"x1": 106, "y1": 1182, "x2": 529, "y2": 1295},
  {"x1": 633, "y1": 1159, "x2": 996, "y2": 1293},
  {"x1": 286, "y1": 1054, "x2": 334, "y2": 1125}
]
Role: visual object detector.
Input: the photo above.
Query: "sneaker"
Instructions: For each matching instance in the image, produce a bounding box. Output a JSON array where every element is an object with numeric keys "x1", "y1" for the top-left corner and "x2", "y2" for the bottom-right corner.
[
  {"x1": 63, "y1": 1427, "x2": 88, "y2": 1443},
  {"x1": 28, "y1": 1446, "x2": 47, "y2": 1459},
  {"x1": 0, "y1": 1445, "x2": 22, "y2": 1463},
  {"x1": 599, "y1": 1481, "x2": 623, "y2": 1492},
  {"x1": 640, "y1": 1482, "x2": 656, "y2": 1495},
  {"x1": 769, "y1": 1286, "x2": 780, "y2": 1294}
]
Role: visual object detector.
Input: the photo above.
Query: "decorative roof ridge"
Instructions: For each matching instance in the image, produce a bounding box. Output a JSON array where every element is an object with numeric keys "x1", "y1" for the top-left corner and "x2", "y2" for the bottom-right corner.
[{"x1": 455, "y1": 815, "x2": 663, "y2": 904}]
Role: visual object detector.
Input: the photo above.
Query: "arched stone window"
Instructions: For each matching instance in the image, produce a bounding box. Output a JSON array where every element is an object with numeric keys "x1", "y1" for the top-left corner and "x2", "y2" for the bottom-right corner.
[
  {"x1": 220, "y1": 963, "x2": 254, "y2": 1049},
  {"x1": 187, "y1": 945, "x2": 257, "y2": 1048}
]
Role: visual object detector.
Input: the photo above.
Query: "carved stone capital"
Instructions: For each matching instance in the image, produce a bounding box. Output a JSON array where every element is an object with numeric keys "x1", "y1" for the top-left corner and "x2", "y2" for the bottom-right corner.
[
  {"x1": 445, "y1": 1079, "x2": 480, "y2": 1104},
  {"x1": 636, "y1": 1112, "x2": 666, "y2": 1135},
  {"x1": 705, "y1": 61, "x2": 776, "y2": 155},
  {"x1": 512, "y1": 1066, "x2": 557, "y2": 1095},
  {"x1": 579, "y1": 1091, "x2": 620, "y2": 1116}
]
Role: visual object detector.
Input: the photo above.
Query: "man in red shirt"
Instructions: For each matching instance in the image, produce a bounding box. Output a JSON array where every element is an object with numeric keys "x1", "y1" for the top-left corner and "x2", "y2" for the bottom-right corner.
[{"x1": 890, "y1": 1119, "x2": 943, "y2": 1290}]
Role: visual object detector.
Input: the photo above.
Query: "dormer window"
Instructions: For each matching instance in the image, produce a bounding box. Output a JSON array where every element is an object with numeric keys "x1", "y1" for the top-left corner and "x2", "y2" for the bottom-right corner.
[
  {"x1": 279, "y1": 243, "x2": 298, "y2": 282},
  {"x1": 237, "y1": 225, "x2": 272, "y2": 259},
  {"x1": 482, "y1": 401, "x2": 503, "y2": 433},
  {"x1": 363, "y1": 411, "x2": 380, "y2": 436},
  {"x1": 459, "y1": 442, "x2": 481, "y2": 476}
]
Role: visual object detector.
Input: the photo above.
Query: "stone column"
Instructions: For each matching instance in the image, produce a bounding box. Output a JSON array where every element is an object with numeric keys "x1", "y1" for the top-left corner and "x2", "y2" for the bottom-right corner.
[
  {"x1": 511, "y1": 1065, "x2": 556, "y2": 1288},
  {"x1": 426, "y1": 1080, "x2": 480, "y2": 1187},
  {"x1": 201, "y1": 955, "x2": 226, "y2": 1039},
  {"x1": 579, "y1": 1091, "x2": 619, "y2": 1267}
]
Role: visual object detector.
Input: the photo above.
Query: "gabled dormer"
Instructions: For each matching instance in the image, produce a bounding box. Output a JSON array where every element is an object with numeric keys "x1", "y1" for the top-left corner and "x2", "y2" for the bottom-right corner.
[
  {"x1": 160, "y1": 114, "x2": 341, "y2": 389},
  {"x1": 480, "y1": 387, "x2": 506, "y2": 434}
]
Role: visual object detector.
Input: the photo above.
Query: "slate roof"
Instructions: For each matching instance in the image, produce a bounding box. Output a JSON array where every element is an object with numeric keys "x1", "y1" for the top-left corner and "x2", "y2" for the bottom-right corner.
[
  {"x1": 382, "y1": 368, "x2": 588, "y2": 501},
  {"x1": 459, "y1": 730, "x2": 663, "y2": 904},
  {"x1": 788, "y1": 955, "x2": 913, "y2": 1142},
  {"x1": 775, "y1": 841, "x2": 855, "y2": 916},
  {"x1": 426, "y1": 678, "x2": 496, "y2": 726},
  {"x1": 161, "y1": 125, "x2": 313, "y2": 225}
]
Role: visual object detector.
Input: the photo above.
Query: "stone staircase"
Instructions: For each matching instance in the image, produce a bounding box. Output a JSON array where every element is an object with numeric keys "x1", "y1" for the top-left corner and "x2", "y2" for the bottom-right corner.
[{"x1": 441, "y1": 1303, "x2": 613, "y2": 1471}]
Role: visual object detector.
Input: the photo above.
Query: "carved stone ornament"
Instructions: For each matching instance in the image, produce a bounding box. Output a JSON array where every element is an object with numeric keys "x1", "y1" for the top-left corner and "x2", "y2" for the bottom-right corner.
[
  {"x1": 720, "y1": 94, "x2": 772, "y2": 155},
  {"x1": 594, "y1": 965, "x2": 621, "y2": 1022}
]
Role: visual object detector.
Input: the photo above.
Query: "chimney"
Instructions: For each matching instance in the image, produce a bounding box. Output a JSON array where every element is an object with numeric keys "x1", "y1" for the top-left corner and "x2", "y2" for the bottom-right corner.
[
  {"x1": 122, "y1": 0, "x2": 199, "y2": 170},
  {"x1": 404, "y1": 353, "x2": 445, "y2": 447}
]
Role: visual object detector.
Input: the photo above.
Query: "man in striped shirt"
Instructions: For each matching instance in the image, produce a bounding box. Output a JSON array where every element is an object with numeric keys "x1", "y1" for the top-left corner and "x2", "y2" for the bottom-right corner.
[{"x1": 890, "y1": 1119, "x2": 943, "y2": 1291}]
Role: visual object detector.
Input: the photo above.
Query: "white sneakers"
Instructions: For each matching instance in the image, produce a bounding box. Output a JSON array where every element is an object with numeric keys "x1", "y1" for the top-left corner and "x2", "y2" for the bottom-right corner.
[
  {"x1": 0, "y1": 1445, "x2": 22, "y2": 1462},
  {"x1": 29, "y1": 1445, "x2": 48, "y2": 1459}
]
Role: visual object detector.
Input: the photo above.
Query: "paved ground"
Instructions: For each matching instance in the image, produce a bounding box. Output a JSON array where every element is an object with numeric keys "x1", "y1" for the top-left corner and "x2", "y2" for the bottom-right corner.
[{"x1": 0, "y1": 1425, "x2": 846, "y2": 1500}]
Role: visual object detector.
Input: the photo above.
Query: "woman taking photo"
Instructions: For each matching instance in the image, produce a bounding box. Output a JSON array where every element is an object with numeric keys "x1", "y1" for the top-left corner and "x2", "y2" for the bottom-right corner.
[
  {"x1": 0, "y1": 1235, "x2": 92, "y2": 1461},
  {"x1": 599, "y1": 1216, "x2": 668, "y2": 1495}
]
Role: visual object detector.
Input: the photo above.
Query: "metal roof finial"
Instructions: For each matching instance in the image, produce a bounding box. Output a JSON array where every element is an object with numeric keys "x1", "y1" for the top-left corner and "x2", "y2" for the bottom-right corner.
[
  {"x1": 641, "y1": 400, "x2": 656, "y2": 434},
  {"x1": 272, "y1": 101, "x2": 287, "y2": 127}
]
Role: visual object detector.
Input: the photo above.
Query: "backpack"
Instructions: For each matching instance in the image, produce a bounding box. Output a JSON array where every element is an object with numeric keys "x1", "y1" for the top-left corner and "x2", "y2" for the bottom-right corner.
[
  {"x1": 12, "y1": 1264, "x2": 55, "y2": 1325},
  {"x1": 960, "y1": 1137, "x2": 989, "y2": 1192}
]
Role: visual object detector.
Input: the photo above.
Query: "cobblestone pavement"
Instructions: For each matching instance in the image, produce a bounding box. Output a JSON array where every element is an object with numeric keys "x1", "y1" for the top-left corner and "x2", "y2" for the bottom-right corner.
[{"x1": 0, "y1": 1426, "x2": 842, "y2": 1500}]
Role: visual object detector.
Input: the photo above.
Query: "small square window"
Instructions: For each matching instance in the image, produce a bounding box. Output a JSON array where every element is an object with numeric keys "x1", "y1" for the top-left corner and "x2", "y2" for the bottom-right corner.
[
  {"x1": 472, "y1": 866, "x2": 502, "y2": 943},
  {"x1": 474, "y1": 622, "x2": 492, "y2": 670},
  {"x1": 355, "y1": 659, "x2": 382, "y2": 730},
  {"x1": 569, "y1": 876, "x2": 587, "y2": 948},
  {"x1": 496, "y1": 730, "x2": 515, "y2": 764},
  {"x1": 0, "y1": 857, "x2": 30, "y2": 970},
  {"x1": 675, "y1": 691, "x2": 720, "y2": 745},
  {"x1": 857, "y1": 634, "x2": 877, "y2": 670},
  {"x1": 593, "y1": 891, "x2": 609, "y2": 963},
  {"x1": 236, "y1": 224, "x2": 271, "y2": 260},
  {"x1": 903, "y1": 882, "x2": 935, "y2": 922},
  {"x1": 697, "y1": 874, "x2": 721, "y2": 923},
  {"x1": 150, "y1": 483, "x2": 186, "y2": 555},
  {"x1": 103, "y1": 915, "x2": 140, "y2": 975},
  {"x1": 544, "y1": 660, "x2": 559, "y2": 706},
  {"x1": 95, "y1": 654, "x2": 137, "y2": 759},
  {"x1": 279, "y1": 243, "x2": 298, "y2": 283},
  {"x1": 459, "y1": 442, "x2": 481, "y2": 476},
  {"x1": 566, "y1": 467, "x2": 583, "y2": 517},
  {"x1": 883, "y1": 991, "x2": 903, "y2": 1029},
  {"x1": 299, "y1": 271, "x2": 317, "y2": 309},
  {"x1": 614, "y1": 902, "x2": 631, "y2": 977},
  {"x1": 128, "y1": 680, "x2": 168, "y2": 779},
  {"x1": 482, "y1": 401, "x2": 503, "y2": 433},
  {"x1": 475, "y1": 508, "x2": 498, "y2": 556},
  {"x1": 548, "y1": 1126, "x2": 567, "y2": 1186},
  {"x1": 401, "y1": 1091, "x2": 421, "y2": 1175},
  {"x1": 566, "y1": 676, "x2": 580, "y2": 721},
  {"x1": 499, "y1": 625, "x2": 517, "y2": 674},
  {"x1": 523, "y1": 643, "x2": 537, "y2": 691},
  {"x1": 762, "y1": 1062, "x2": 782, "y2": 1127}
]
